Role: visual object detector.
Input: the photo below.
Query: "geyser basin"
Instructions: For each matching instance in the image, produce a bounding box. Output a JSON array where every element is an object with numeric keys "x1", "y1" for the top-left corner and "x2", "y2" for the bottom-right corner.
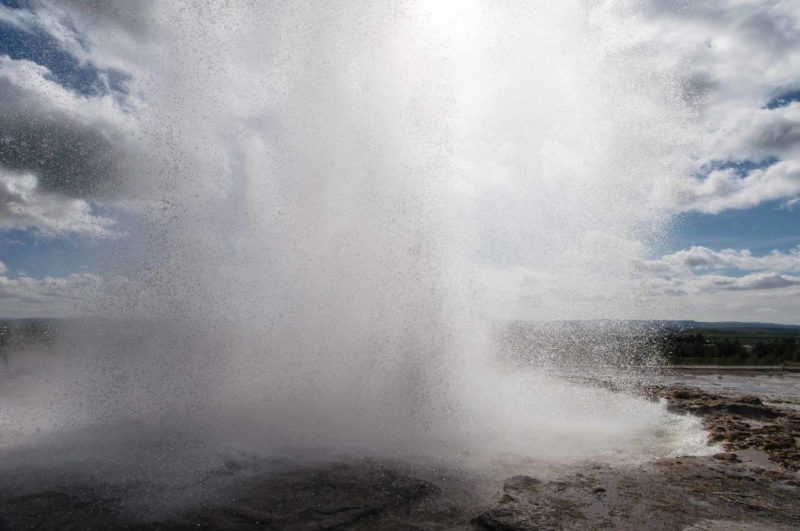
[
  {"x1": 0, "y1": 323, "x2": 713, "y2": 467},
  {"x1": 0, "y1": 321, "x2": 716, "y2": 518},
  {"x1": 0, "y1": 1, "x2": 717, "y2": 517}
]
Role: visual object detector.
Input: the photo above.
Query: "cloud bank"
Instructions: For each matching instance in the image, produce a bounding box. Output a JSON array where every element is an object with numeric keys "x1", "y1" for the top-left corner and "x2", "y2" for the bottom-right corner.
[
  {"x1": 622, "y1": 0, "x2": 800, "y2": 213},
  {"x1": 1, "y1": 1, "x2": 799, "y2": 323},
  {"x1": 6, "y1": 1, "x2": 800, "y2": 234},
  {"x1": 643, "y1": 245, "x2": 800, "y2": 274},
  {"x1": 0, "y1": 270, "x2": 105, "y2": 317},
  {"x1": 0, "y1": 2, "x2": 151, "y2": 238}
]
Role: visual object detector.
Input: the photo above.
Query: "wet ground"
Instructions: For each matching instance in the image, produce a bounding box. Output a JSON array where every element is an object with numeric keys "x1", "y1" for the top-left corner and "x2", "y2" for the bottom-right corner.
[
  {"x1": 1, "y1": 372, "x2": 799, "y2": 530},
  {"x1": 662, "y1": 370, "x2": 800, "y2": 403}
]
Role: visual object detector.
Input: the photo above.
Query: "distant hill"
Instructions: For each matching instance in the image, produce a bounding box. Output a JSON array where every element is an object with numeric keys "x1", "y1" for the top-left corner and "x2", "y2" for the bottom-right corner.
[
  {"x1": 506, "y1": 319, "x2": 800, "y2": 331},
  {"x1": 658, "y1": 320, "x2": 800, "y2": 332}
]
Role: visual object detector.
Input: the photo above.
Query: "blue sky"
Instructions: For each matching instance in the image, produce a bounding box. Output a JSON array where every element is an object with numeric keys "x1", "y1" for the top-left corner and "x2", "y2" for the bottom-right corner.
[
  {"x1": 0, "y1": 1, "x2": 799, "y2": 323},
  {"x1": 0, "y1": 12, "x2": 118, "y2": 95},
  {"x1": 673, "y1": 203, "x2": 800, "y2": 255},
  {"x1": 0, "y1": 2, "x2": 129, "y2": 279}
]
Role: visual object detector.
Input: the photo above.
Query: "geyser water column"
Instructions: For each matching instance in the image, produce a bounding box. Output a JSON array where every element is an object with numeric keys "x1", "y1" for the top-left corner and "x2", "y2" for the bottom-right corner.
[
  {"x1": 100, "y1": 1, "x2": 484, "y2": 451},
  {"x1": 1, "y1": 1, "x2": 711, "y2": 473},
  {"x1": 128, "y1": 0, "x2": 697, "y2": 457}
]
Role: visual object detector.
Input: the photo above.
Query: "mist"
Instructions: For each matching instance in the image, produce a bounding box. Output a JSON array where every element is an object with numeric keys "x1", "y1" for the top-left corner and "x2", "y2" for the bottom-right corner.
[{"x1": 0, "y1": 2, "x2": 715, "y2": 516}]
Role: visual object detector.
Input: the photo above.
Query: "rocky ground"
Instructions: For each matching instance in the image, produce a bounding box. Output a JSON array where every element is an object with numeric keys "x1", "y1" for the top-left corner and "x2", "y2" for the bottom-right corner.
[
  {"x1": 1, "y1": 381, "x2": 798, "y2": 530},
  {"x1": 472, "y1": 382, "x2": 800, "y2": 530},
  {"x1": 471, "y1": 455, "x2": 799, "y2": 530},
  {"x1": 645, "y1": 384, "x2": 800, "y2": 471}
]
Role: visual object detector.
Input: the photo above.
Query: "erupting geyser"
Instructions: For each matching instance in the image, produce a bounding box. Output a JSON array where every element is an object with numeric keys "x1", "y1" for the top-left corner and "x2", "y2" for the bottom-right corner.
[{"x1": 1, "y1": 1, "x2": 713, "y2": 508}]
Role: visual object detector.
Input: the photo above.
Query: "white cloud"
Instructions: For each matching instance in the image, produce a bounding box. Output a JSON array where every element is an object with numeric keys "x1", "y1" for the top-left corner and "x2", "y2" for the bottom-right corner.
[
  {"x1": 675, "y1": 159, "x2": 800, "y2": 214},
  {"x1": 0, "y1": 261, "x2": 141, "y2": 317},
  {"x1": 596, "y1": 1, "x2": 800, "y2": 214},
  {"x1": 2, "y1": 1, "x2": 800, "y2": 324},
  {"x1": 480, "y1": 242, "x2": 800, "y2": 323},
  {"x1": 755, "y1": 307, "x2": 777, "y2": 313},
  {"x1": 641, "y1": 272, "x2": 800, "y2": 323},
  {"x1": 781, "y1": 196, "x2": 800, "y2": 210},
  {"x1": 0, "y1": 5, "x2": 156, "y2": 239},
  {"x1": 641, "y1": 247, "x2": 800, "y2": 297},
  {"x1": 631, "y1": 245, "x2": 800, "y2": 323},
  {"x1": 709, "y1": 272, "x2": 800, "y2": 291},
  {"x1": 0, "y1": 2, "x2": 155, "y2": 80},
  {"x1": 0, "y1": 271, "x2": 105, "y2": 317},
  {"x1": 0, "y1": 4, "x2": 41, "y2": 35},
  {"x1": 0, "y1": 168, "x2": 116, "y2": 237},
  {"x1": 0, "y1": 54, "x2": 146, "y2": 199},
  {"x1": 642, "y1": 245, "x2": 800, "y2": 274},
  {"x1": 470, "y1": 3, "x2": 800, "y2": 324}
]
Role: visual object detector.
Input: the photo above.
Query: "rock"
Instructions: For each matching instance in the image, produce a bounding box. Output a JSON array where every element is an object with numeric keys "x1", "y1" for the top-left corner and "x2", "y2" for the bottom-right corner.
[
  {"x1": 648, "y1": 385, "x2": 800, "y2": 470},
  {"x1": 723, "y1": 404, "x2": 781, "y2": 419},
  {"x1": 713, "y1": 453, "x2": 740, "y2": 462},
  {"x1": 674, "y1": 389, "x2": 703, "y2": 400},
  {"x1": 0, "y1": 465, "x2": 443, "y2": 530},
  {"x1": 762, "y1": 436, "x2": 795, "y2": 451},
  {"x1": 472, "y1": 475, "x2": 586, "y2": 530},
  {"x1": 196, "y1": 466, "x2": 441, "y2": 530},
  {"x1": 503, "y1": 475, "x2": 541, "y2": 492},
  {"x1": 477, "y1": 455, "x2": 800, "y2": 530},
  {"x1": 738, "y1": 395, "x2": 763, "y2": 405}
]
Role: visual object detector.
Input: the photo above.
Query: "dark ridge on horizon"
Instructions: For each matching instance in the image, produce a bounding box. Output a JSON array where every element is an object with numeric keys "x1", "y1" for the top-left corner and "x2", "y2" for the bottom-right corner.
[
  {"x1": 656, "y1": 320, "x2": 800, "y2": 331},
  {"x1": 504, "y1": 319, "x2": 800, "y2": 331}
]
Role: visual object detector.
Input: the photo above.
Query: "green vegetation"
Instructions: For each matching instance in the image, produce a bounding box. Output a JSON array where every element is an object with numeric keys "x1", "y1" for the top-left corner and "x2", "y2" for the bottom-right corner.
[{"x1": 661, "y1": 328, "x2": 800, "y2": 366}]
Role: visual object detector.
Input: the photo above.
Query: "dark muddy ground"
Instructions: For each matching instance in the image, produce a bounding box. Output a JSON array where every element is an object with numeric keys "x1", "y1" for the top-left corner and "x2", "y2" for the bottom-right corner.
[{"x1": 1, "y1": 381, "x2": 798, "y2": 530}]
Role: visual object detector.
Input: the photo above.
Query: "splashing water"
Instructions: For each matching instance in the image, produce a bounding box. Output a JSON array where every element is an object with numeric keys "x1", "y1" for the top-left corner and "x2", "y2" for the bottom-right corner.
[{"x1": 1, "y1": 1, "x2": 714, "y2": 503}]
